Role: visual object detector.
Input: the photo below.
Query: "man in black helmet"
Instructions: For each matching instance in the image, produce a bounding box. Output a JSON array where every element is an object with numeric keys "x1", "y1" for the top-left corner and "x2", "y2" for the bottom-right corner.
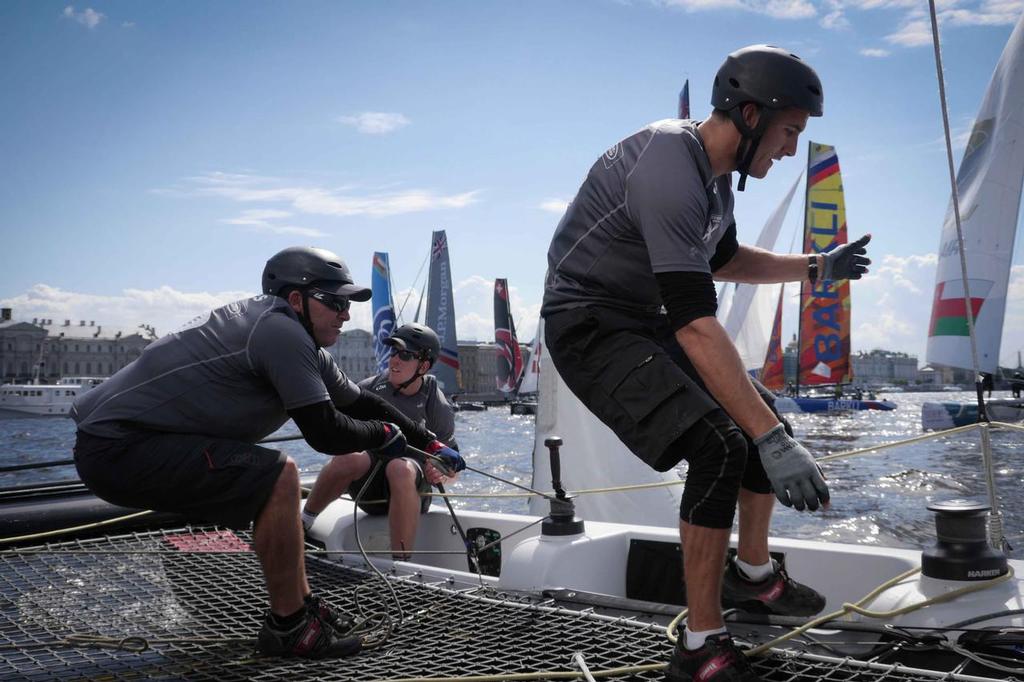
[
  {"x1": 542, "y1": 45, "x2": 872, "y2": 681},
  {"x1": 71, "y1": 246, "x2": 464, "y2": 661},
  {"x1": 302, "y1": 323, "x2": 459, "y2": 560}
]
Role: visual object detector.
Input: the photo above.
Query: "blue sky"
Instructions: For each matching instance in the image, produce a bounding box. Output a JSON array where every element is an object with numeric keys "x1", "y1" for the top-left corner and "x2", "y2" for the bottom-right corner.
[{"x1": 2, "y1": 0, "x2": 1023, "y2": 367}]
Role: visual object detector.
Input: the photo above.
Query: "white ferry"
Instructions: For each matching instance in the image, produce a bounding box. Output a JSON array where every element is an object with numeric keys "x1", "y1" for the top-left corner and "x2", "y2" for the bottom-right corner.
[{"x1": 0, "y1": 376, "x2": 103, "y2": 418}]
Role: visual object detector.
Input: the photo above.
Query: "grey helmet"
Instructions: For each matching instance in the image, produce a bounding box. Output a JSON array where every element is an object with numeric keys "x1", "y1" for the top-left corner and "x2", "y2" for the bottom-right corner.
[
  {"x1": 712, "y1": 45, "x2": 823, "y2": 117},
  {"x1": 262, "y1": 247, "x2": 371, "y2": 301},
  {"x1": 711, "y1": 45, "x2": 823, "y2": 191},
  {"x1": 384, "y1": 323, "x2": 441, "y2": 366}
]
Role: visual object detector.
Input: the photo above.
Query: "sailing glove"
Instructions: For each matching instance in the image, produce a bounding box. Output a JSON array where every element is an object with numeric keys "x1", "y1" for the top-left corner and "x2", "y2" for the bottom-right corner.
[
  {"x1": 821, "y1": 233, "x2": 872, "y2": 281},
  {"x1": 370, "y1": 423, "x2": 408, "y2": 461},
  {"x1": 426, "y1": 440, "x2": 466, "y2": 474},
  {"x1": 754, "y1": 424, "x2": 830, "y2": 512}
]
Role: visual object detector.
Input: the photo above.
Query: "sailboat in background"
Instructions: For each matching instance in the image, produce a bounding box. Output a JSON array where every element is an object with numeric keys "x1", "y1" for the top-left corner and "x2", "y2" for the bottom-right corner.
[
  {"x1": 773, "y1": 142, "x2": 895, "y2": 414},
  {"x1": 424, "y1": 230, "x2": 463, "y2": 398},
  {"x1": 493, "y1": 278, "x2": 524, "y2": 395},
  {"x1": 370, "y1": 252, "x2": 397, "y2": 374},
  {"x1": 721, "y1": 172, "x2": 802, "y2": 370},
  {"x1": 922, "y1": 13, "x2": 1024, "y2": 430}
]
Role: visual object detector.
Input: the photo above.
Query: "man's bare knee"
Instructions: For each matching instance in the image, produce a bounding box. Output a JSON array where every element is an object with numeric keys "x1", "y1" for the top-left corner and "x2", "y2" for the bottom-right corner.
[{"x1": 385, "y1": 459, "x2": 418, "y2": 488}]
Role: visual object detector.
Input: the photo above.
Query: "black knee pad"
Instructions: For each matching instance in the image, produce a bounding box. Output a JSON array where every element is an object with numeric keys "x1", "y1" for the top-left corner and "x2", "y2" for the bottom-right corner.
[{"x1": 675, "y1": 410, "x2": 748, "y2": 529}]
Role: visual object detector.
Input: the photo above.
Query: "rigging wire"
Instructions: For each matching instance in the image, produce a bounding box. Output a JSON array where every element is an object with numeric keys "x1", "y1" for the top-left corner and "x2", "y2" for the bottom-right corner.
[{"x1": 926, "y1": 0, "x2": 1006, "y2": 551}]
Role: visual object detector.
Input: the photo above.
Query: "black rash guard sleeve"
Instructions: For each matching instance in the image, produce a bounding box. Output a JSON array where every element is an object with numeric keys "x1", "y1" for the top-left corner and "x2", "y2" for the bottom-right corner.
[
  {"x1": 341, "y1": 388, "x2": 436, "y2": 449},
  {"x1": 288, "y1": 401, "x2": 388, "y2": 455},
  {"x1": 655, "y1": 271, "x2": 719, "y2": 332},
  {"x1": 709, "y1": 222, "x2": 738, "y2": 272}
]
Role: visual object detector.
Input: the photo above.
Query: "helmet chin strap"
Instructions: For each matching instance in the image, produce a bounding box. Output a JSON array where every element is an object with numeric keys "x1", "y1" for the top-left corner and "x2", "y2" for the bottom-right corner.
[
  {"x1": 393, "y1": 357, "x2": 429, "y2": 395},
  {"x1": 298, "y1": 290, "x2": 321, "y2": 348},
  {"x1": 727, "y1": 106, "x2": 775, "y2": 191}
]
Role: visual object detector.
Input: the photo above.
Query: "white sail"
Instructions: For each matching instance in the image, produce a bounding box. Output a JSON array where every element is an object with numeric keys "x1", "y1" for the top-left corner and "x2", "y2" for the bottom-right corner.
[
  {"x1": 517, "y1": 317, "x2": 542, "y2": 395},
  {"x1": 530, "y1": 327, "x2": 681, "y2": 526},
  {"x1": 926, "y1": 12, "x2": 1024, "y2": 374},
  {"x1": 721, "y1": 172, "x2": 803, "y2": 369}
]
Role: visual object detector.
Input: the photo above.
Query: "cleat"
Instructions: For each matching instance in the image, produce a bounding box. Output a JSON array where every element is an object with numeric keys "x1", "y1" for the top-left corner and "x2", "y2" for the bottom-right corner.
[
  {"x1": 721, "y1": 557, "x2": 825, "y2": 617},
  {"x1": 665, "y1": 632, "x2": 759, "y2": 681}
]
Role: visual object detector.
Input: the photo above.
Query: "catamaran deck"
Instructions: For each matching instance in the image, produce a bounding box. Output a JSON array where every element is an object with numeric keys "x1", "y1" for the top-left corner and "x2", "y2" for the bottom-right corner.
[{"x1": 0, "y1": 525, "x2": 1011, "y2": 681}]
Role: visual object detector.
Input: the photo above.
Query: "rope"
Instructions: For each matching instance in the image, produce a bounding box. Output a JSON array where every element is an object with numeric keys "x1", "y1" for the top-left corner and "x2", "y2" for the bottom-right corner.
[{"x1": 664, "y1": 565, "x2": 1016, "y2": 659}]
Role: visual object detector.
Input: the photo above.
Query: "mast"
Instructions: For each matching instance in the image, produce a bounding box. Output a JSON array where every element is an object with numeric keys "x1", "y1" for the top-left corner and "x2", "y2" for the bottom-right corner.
[{"x1": 796, "y1": 143, "x2": 810, "y2": 397}]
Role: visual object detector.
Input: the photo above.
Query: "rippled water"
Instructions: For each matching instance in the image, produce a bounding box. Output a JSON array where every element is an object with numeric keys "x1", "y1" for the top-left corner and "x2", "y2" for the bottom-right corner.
[{"x1": 3, "y1": 391, "x2": 1022, "y2": 556}]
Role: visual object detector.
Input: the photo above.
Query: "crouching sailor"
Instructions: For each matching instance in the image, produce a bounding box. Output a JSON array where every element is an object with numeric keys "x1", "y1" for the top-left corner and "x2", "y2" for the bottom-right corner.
[
  {"x1": 541, "y1": 46, "x2": 871, "y2": 681},
  {"x1": 70, "y1": 246, "x2": 462, "y2": 660}
]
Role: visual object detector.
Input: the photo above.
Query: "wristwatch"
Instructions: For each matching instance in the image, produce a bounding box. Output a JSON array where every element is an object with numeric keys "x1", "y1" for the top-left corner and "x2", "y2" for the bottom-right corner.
[{"x1": 808, "y1": 255, "x2": 819, "y2": 284}]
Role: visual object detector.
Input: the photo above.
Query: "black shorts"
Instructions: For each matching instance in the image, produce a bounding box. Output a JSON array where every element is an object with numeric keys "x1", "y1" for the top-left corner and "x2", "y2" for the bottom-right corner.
[
  {"x1": 348, "y1": 457, "x2": 432, "y2": 516},
  {"x1": 544, "y1": 305, "x2": 779, "y2": 491},
  {"x1": 74, "y1": 429, "x2": 286, "y2": 530}
]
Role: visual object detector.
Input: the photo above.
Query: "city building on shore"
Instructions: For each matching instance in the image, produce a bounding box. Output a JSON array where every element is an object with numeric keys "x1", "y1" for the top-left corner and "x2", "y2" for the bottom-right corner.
[
  {"x1": 0, "y1": 308, "x2": 157, "y2": 383},
  {"x1": 327, "y1": 329, "x2": 501, "y2": 398}
]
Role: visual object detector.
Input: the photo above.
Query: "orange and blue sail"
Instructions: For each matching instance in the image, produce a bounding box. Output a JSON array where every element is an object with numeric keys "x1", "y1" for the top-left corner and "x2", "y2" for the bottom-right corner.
[
  {"x1": 371, "y1": 252, "x2": 396, "y2": 373},
  {"x1": 798, "y1": 142, "x2": 852, "y2": 387}
]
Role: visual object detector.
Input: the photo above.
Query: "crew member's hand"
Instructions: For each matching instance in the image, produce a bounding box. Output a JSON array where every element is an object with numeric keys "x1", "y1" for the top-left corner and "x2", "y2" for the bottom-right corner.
[
  {"x1": 424, "y1": 462, "x2": 450, "y2": 485},
  {"x1": 426, "y1": 440, "x2": 466, "y2": 473},
  {"x1": 370, "y1": 423, "x2": 407, "y2": 461},
  {"x1": 754, "y1": 424, "x2": 830, "y2": 511},
  {"x1": 821, "y1": 233, "x2": 871, "y2": 280}
]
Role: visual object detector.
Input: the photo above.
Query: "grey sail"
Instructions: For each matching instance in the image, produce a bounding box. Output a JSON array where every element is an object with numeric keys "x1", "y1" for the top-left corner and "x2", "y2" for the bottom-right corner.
[{"x1": 424, "y1": 230, "x2": 462, "y2": 395}]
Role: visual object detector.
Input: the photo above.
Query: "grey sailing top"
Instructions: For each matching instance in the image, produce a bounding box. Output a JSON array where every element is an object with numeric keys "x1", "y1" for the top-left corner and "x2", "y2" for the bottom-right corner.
[
  {"x1": 542, "y1": 119, "x2": 736, "y2": 316},
  {"x1": 72, "y1": 295, "x2": 360, "y2": 441},
  {"x1": 358, "y1": 372, "x2": 457, "y2": 448}
]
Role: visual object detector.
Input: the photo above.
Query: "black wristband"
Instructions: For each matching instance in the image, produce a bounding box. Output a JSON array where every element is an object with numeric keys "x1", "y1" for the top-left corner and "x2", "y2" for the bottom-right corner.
[{"x1": 808, "y1": 255, "x2": 819, "y2": 284}]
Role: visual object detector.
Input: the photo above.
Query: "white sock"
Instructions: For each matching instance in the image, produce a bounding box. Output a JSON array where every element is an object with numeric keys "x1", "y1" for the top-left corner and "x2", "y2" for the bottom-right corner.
[
  {"x1": 301, "y1": 509, "x2": 319, "y2": 531},
  {"x1": 735, "y1": 557, "x2": 774, "y2": 582},
  {"x1": 684, "y1": 625, "x2": 727, "y2": 650}
]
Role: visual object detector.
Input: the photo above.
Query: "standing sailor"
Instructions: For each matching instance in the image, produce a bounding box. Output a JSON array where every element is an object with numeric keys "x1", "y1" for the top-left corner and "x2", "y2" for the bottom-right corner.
[
  {"x1": 541, "y1": 46, "x2": 871, "y2": 681},
  {"x1": 71, "y1": 247, "x2": 463, "y2": 660}
]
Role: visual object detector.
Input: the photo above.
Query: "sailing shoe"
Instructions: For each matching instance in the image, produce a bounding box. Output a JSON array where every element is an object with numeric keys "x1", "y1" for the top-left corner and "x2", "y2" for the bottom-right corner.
[
  {"x1": 257, "y1": 609, "x2": 362, "y2": 659},
  {"x1": 665, "y1": 632, "x2": 759, "y2": 681},
  {"x1": 305, "y1": 593, "x2": 355, "y2": 634},
  {"x1": 721, "y1": 557, "x2": 825, "y2": 617}
]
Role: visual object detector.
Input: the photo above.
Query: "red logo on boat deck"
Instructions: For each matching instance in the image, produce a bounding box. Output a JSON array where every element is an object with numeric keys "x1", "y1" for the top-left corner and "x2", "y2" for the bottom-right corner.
[
  {"x1": 164, "y1": 530, "x2": 251, "y2": 552},
  {"x1": 759, "y1": 578, "x2": 785, "y2": 603}
]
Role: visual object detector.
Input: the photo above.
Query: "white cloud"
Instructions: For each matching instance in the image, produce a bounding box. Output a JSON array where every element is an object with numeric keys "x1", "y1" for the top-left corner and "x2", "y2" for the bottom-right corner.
[
  {"x1": 61, "y1": 6, "x2": 104, "y2": 29},
  {"x1": 539, "y1": 198, "x2": 570, "y2": 214},
  {"x1": 658, "y1": 0, "x2": 816, "y2": 17},
  {"x1": 859, "y1": 47, "x2": 891, "y2": 57},
  {"x1": 220, "y1": 208, "x2": 328, "y2": 237},
  {"x1": 1, "y1": 284, "x2": 251, "y2": 339},
  {"x1": 885, "y1": 18, "x2": 934, "y2": 46},
  {"x1": 172, "y1": 171, "x2": 481, "y2": 219},
  {"x1": 338, "y1": 112, "x2": 411, "y2": 135},
  {"x1": 847, "y1": 253, "x2": 1024, "y2": 368}
]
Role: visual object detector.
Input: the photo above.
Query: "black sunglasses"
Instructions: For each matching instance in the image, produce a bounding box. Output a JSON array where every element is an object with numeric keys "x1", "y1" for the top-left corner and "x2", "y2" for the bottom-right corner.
[
  {"x1": 308, "y1": 289, "x2": 351, "y2": 313},
  {"x1": 391, "y1": 349, "x2": 421, "y2": 362}
]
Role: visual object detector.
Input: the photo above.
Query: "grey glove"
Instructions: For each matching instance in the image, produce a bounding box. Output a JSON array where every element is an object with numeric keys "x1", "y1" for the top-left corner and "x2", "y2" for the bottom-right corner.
[
  {"x1": 754, "y1": 424, "x2": 829, "y2": 511},
  {"x1": 821, "y1": 233, "x2": 871, "y2": 281}
]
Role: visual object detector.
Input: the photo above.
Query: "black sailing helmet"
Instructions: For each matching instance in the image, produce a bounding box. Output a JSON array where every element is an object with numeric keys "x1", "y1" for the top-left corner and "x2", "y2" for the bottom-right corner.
[
  {"x1": 384, "y1": 323, "x2": 441, "y2": 367},
  {"x1": 261, "y1": 246, "x2": 370, "y2": 348},
  {"x1": 262, "y1": 246, "x2": 371, "y2": 300},
  {"x1": 711, "y1": 45, "x2": 823, "y2": 191}
]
